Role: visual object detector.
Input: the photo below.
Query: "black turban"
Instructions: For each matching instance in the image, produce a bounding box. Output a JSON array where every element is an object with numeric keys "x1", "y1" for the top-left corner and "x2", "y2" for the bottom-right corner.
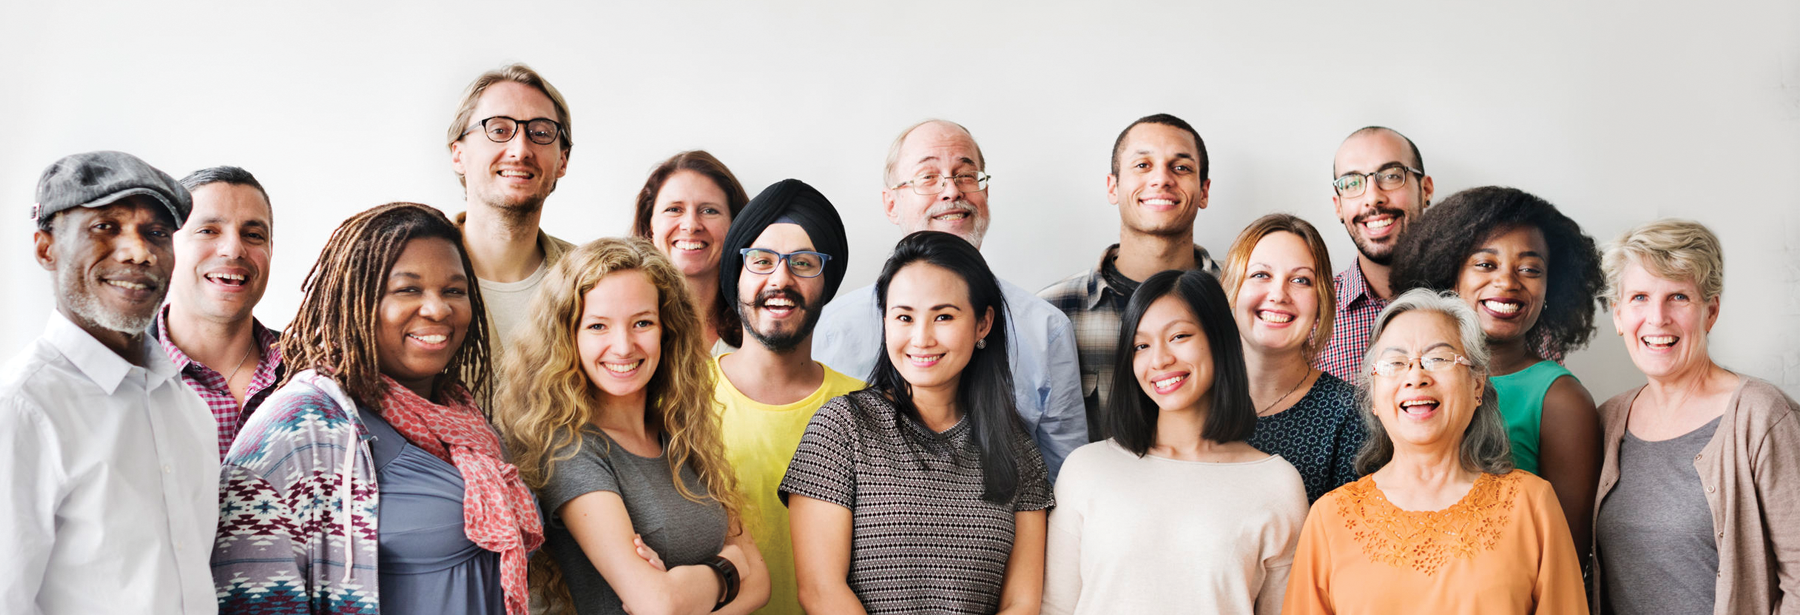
[{"x1": 719, "y1": 178, "x2": 850, "y2": 303}]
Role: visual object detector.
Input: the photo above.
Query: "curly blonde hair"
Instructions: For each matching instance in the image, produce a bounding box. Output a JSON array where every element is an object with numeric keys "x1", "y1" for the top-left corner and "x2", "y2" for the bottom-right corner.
[{"x1": 494, "y1": 237, "x2": 742, "y2": 613}]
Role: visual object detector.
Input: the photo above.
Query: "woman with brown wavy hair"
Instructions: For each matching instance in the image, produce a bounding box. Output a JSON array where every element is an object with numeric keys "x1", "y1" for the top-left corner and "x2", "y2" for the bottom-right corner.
[
  {"x1": 629, "y1": 150, "x2": 750, "y2": 354},
  {"x1": 495, "y1": 237, "x2": 767, "y2": 615}
]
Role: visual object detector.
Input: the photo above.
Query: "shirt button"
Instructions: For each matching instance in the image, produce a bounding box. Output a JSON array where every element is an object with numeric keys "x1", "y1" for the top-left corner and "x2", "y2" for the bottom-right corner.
[
  {"x1": 1707, "y1": 485, "x2": 1716, "y2": 493},
  {"x1": 162, "y1": 465, "x2": 173, "y2": 474}
]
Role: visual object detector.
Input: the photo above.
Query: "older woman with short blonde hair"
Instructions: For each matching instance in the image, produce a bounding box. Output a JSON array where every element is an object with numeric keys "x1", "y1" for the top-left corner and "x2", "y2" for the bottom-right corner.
[
  {"x1": 1590, "y1": 219, "x2": 1800, "y2": 615},
  {"x1": 1282, "y1": 289, "x2": 1586, "y2": 614}
]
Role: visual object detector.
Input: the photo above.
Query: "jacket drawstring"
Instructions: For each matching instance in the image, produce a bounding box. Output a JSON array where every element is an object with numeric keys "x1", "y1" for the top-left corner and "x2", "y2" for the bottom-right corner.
[{"x1": 340, "y1": 435, "x2": 356, "y2": 582}]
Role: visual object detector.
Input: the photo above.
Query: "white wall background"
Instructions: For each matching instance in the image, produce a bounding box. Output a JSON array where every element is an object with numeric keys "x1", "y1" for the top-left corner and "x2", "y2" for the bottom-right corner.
[{"x1": 4, "y1": 0, "x2": 1797, "y2": 399}]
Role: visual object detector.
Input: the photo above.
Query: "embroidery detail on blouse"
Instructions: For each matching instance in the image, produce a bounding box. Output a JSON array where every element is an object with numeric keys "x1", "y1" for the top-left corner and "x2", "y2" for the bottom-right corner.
[{"x1": 1336, "y1": 470, "x2": 1522, "y2": 575}]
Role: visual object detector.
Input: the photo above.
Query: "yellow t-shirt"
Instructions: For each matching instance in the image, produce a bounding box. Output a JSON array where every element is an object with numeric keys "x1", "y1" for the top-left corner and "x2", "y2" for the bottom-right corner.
[{"x1": 713, "y1": 356, "x2": 864, "y2": 615}]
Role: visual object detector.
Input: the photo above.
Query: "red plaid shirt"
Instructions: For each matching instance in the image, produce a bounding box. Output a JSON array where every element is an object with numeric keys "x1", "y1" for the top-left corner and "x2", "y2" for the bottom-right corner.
[
  {"x1": 1314, "y1": 260, "x2": 1386, "y2": 383},
  {"x1": 154, "y1": 307, "x2": 283, "y2": 459}
]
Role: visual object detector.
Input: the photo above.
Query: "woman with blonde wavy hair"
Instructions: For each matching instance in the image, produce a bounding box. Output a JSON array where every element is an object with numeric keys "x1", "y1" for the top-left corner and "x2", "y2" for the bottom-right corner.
[{"x1": 495, "y1": 238, "x2": 769, "y2": 615}]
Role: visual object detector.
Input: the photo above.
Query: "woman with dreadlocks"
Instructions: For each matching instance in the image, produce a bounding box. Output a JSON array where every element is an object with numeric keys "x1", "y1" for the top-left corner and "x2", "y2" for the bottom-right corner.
[
  {"x1": 494, "y1": 238, "x2": 768, "y2": 615},
  {"x1": 211, "y1": 203, "x2": 544, "y2": 615}
]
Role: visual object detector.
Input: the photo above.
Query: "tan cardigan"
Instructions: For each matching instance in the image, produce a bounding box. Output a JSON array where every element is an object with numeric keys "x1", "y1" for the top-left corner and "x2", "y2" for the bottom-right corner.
[{"x1": 1590, "y1": 376, "x2": 1800, "y2": 615}]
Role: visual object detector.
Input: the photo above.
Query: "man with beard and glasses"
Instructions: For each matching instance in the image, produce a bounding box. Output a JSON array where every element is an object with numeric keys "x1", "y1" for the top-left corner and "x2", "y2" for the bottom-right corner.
[
  {"x1": 713, "y1": 179, "x2": 861, "y2": 615},
  {"x1": 1040, "y1": 113, "x2": 1220, "y2": 441},
  {"x1": 1311, "y1": 126, "x2": 1434, "y2": 381},
  {"x1": 446, "y1": 63, "x2": 577, "y2": 362},
  {"x1": 156, "y1": 166, "x2": 283, "y2": 460},
  {"x1": 813, "y1": 119, "x2": 1086, "y2": 479},
  {"x1": 2, "y1": 152, "x2": 217, "y2": 615}
]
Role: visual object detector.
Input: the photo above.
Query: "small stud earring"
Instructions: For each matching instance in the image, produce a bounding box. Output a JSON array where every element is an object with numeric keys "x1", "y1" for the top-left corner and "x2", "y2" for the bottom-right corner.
[{"x1": 976, "y1": 338, "x2": 987, "y2": 350}]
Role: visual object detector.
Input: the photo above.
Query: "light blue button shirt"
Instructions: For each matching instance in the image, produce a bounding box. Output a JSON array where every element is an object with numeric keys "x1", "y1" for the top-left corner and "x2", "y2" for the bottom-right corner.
[{"x1": 813, "y1": 279, "x2": 1088, "y2": 480}]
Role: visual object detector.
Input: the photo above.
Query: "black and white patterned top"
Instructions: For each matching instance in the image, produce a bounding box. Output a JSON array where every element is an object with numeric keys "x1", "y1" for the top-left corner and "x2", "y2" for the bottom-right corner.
[
  {"x1": 779, "y1": 389, "x2": 1055, "y2": 614},
  {"x1": 1246, "y1": 372, "x2": 1367, "y2": 503}
]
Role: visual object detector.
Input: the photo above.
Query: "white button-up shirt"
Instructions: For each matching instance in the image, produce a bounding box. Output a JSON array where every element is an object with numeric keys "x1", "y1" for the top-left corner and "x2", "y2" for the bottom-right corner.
[{"x1": 1, "y1": 313, "x2": 220, "y2": 615}]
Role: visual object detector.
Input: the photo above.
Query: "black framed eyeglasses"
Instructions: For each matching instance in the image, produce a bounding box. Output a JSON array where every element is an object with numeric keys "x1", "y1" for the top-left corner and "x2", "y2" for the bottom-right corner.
[
  {"x1": 460, "y1": 116, "x2": 563, "y2": 146},
  {"x1": 1333, "y1": 165, "x2": 1422, "y2": 198},
  {"x1": 891, "y1": 171, "x2": 991, "y2": 195},
  {"x1": 740, "y1": 248, "x2": 831, "y2": 278}
]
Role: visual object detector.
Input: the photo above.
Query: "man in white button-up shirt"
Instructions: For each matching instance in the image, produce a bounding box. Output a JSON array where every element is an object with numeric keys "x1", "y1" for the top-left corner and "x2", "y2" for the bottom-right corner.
[{"x1": 1, "y1": 151, "x2": 219, "y2": 615}]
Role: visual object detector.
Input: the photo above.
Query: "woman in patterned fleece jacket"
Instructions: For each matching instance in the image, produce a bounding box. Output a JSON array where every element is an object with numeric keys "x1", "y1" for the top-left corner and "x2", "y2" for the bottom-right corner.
[{"x1": 211, "y1": 203, "x2": 542, "y2": 614}]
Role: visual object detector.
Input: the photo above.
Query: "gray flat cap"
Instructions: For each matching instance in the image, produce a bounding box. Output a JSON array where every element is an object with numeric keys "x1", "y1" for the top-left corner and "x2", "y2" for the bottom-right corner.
[{"x1": 33, "y1": 151, "x2": 192, "y2": 229}]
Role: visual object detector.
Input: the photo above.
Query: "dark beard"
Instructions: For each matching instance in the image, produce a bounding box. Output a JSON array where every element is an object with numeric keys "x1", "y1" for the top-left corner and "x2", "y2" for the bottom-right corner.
[{"x1": 736, "y1": 290, "x2": 820, "y2": 353}]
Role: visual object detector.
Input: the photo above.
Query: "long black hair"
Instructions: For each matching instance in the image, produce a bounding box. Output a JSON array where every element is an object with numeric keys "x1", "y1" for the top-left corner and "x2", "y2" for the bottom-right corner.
[
  {"x1": 1106, "y1": 269, "x2": 1257, "y2": 454},
  {"x1": 1390, "y1": 186, "x2": 1605, "y2": 357},
  {"x1": 867, "y1": 230, "x2": 1027, "y2": 504}
]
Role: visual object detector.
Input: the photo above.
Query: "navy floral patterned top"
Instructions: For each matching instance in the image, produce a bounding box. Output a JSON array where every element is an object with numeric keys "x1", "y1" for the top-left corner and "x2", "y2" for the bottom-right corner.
[{"x1": 1248, "y1": 372, "x2": 1367, "y2": 502}]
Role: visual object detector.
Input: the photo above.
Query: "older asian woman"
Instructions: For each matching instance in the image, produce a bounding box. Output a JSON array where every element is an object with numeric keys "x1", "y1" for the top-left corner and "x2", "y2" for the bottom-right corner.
[
  {"x1": 1282, "y1": 289, "x2": 1586, "y2": 614},
  {"x1": 1590, "y1": 219, "x2": 1800, "y2": 615},
  {"x1": 1391, "y1": 186, "x2": 1605, "y2": 557}
]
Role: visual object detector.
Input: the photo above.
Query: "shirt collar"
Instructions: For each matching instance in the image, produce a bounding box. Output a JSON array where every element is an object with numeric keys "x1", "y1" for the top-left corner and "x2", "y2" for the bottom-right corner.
[
  {"x1": 1085, "y1": 243, "x2": 1218, "y2": 311},
  {"x1": 154, "y1": 304, "x2": 284, "y2": 377},
  {"x1": 1338, "y1": 259, "x2": 1381, "y2": 308},
  {"x1": 454, "y1": 210, "x2": 563, "y2": 262},
  {"x1": 44, "y1": 311, "x2": 181, "y2": 395}
]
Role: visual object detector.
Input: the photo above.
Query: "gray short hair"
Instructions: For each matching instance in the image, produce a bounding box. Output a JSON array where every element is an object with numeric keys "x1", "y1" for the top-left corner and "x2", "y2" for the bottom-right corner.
[
  {"x1": 1353, "y1": 288, "x2": 1513, "y2": 476},
  {"x1": 883, "y1": 119, "x2": 985, "y2": 186},
  {"x1": 1601, "y1": 218, "x2": 1723, "y2": 306}
]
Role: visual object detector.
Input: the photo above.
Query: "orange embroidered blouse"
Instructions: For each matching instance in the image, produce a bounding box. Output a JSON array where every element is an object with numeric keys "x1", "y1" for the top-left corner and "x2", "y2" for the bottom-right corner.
[{"x1": 1281, "y1": 470, "x2": 1588, "y2": 614}]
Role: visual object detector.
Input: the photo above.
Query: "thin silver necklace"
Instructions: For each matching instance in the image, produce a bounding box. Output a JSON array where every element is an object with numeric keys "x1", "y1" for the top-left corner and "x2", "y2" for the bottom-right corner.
[
  {"x1": 224, "y1": 345, "x2": 255, "y2": 382},
  {"x1": 1258, "y1": 368, "x2": 1310, "y2": 417}
]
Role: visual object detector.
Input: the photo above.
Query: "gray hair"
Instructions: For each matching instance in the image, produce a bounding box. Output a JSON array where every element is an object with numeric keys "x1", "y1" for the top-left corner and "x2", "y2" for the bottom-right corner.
[
  {"x1": 882, "y1": 119, "x2": 985, "y2": 187},
  {"x1": 1352, "y1": 288, "x2": 1513, "y2": 476},
  {"x1": 178, "y1": 166, "x2": 273, "y2": 223},
  {"x1": 1600, "y1": 218, "x2": 1723, "y2": 306}
]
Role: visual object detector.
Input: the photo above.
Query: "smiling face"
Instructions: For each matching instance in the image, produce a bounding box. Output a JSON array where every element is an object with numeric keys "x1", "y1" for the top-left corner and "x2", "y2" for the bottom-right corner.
[
  {"x1": 450, "y1": 81, "x2": 570, "y2": 214},
  {"x1": 1454, "y1": 225, "x2": 1549, "y2": 345},
  {"x1": 649, "y1": 170, "x2": 733, "y2": 278},
  {"x1": 1332, "y1": 130, "x2": 1433, "y2": 265},
  {"x1": 883, "y1": 122, "x2": 991, "y2": 248},
  {"x1": 37, "y1": 198, "x2": 176, "y2": 337},
  {"x1": 1610, "y1": 260, "x2": 1719, "y2": 381},
  {"x1": 172, "y1": 182, "x2": 273, "y2": 324},
  {"x1": 576, "y1": 269, "x2": 663, "y2": 406},
  {"x1": 375, "y1": 237, "x2": 474, "y2": 396},
  {"x1": 736, "y1": 223, "x2": 827, "y2": 352},
  {"x1": 1110, "y1": 123, "x2": 1208, "y2": 239},
  {"x1": 883, "y1": 262, "x2": 992, "y2": 399},
  {"x1": 1369, "y1": 310, "x2": 1483, "y2": 452},
  {"x1": 1233, "y1": 231, "x2": 1322, "y2": 356},
  {"x1": 1132, "y1": 294, "x2": 1215, "y2": 413}
]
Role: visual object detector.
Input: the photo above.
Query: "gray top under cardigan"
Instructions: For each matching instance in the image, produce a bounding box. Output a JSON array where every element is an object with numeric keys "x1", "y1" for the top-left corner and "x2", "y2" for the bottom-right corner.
[{"x1": 360, "y1": 407, "x2": 505, "y2": 615}]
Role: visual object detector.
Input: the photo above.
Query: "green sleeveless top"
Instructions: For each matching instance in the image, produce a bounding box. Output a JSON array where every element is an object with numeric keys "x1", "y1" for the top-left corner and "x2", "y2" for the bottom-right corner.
[{"x1": 1490, "y1": 360, "x2": 1575, "y2": 475}]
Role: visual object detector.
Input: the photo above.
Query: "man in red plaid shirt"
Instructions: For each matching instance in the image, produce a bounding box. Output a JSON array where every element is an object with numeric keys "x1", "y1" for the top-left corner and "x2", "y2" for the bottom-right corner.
[
  {"x1": 1312, "y1": 127, "x2": 1434, "y2": 382},
  {"x1": 155, "y1": 166, "x2": 283, "y2": 460}
]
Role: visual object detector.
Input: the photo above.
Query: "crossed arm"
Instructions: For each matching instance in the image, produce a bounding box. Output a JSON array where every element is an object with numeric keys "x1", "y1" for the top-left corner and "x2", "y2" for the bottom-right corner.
[{"x1": 559, "y1": 491, "x2": 770, "y2": 615}]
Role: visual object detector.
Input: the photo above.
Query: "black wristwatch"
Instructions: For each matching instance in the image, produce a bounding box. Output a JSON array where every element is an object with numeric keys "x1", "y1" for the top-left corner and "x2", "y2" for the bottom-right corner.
[{"x1": 703, "y1": 555, "x2": 739, "y2": 611}]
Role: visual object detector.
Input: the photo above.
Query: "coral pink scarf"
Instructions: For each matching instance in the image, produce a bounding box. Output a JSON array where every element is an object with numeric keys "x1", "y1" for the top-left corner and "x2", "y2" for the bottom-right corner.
[{"x1": 378, "y1": 377, "x2": 544, "y2": 615}]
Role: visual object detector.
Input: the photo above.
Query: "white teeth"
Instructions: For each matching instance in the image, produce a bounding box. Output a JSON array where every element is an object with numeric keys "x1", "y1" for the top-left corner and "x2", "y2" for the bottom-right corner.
[
  {"x1": 673, "y1": 240, "x2": 706, "y2": 251},
  {"x1": 1643, "y1": 335, "x2": 1677, "y2": 345},
  {"x1": 1400, "y1": 400, "x2": 1438, "y2": 413},
  {"x1": 105, "y1": 279, "x2": 149, "y2": 290},
  {"x1": 1482, "y1": 300, "x2": 1521, "y2": 314},
  {"x1": 765, "y1": 298, "x2": 794, "y2": 307},
  {"x1": 908, "y1": 353, "x2": 944, "y2": 363},
  {"x1": 1365, "y1": 217, "x2": 1394, "y2": 229},
  {"x1": 499, "y1": 170, "x2": 531, "y2": 178},
  {"x1": 410, "y1": 334, "x2": 447, "y2": 344},
  {"x1": 603, "y1": 360, "x2": 642, "y2": 373},
  {"x1": 207, "y1": 273, "x2": 247, "y2": 283},
  {"x1": 933, "y1": 212, "x2": 968, "y2": 220},
  {"x1": 1143, "y1": 198, "x2": 1176, "y2": 206},
  {"x1": 1258, "y1": 311, "x2": 1293, "y2": 324},
  {"x1": 1153, "y1": 375, "x2": 1186, "y2": 389}
]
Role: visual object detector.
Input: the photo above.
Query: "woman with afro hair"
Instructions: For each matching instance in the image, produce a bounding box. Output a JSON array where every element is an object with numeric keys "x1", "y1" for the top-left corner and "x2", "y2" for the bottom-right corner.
[{"x1": 1390, "y1": 186, "x2": 1606, "y2": 564}]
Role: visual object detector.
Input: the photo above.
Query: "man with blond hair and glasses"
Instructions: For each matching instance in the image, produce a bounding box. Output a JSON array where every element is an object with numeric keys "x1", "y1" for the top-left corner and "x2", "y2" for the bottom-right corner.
[
  {"x1": 814, "y1": 119, "x2": 1086, "y2": 479},
  {"x1": 447, "y1": 63, "x2": 578, "y2": 360}
]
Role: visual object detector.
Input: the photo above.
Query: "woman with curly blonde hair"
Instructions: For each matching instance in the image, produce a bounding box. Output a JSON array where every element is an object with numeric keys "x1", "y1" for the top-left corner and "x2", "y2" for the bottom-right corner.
[{"x1": 495, "y1": 238, "x2": 768, "y2": 615}]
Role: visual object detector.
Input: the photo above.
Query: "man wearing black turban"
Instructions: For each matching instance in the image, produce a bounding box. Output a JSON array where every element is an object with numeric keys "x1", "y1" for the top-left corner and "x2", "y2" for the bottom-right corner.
[{"x1": 711, "y1": 179, "x2": 865, "y2": 614}]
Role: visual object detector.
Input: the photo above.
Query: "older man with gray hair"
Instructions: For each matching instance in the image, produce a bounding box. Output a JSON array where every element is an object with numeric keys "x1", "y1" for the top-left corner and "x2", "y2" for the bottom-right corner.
[
  {"x1": 1, "y1": 151, "x2": 218, "y2": 614},
  {"x1": 813, "y1": 119, "x2": 1087, "y2": 479}
]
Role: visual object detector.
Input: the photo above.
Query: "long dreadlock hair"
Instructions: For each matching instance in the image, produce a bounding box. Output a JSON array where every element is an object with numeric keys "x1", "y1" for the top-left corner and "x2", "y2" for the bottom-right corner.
[{"x1": 277, "y1": 202, "x2": 491, "y2": 410}]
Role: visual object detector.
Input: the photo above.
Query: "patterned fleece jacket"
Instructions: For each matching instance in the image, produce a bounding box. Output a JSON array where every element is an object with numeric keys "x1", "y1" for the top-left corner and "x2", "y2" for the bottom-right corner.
[{"x1": 212, "y1": 370, "x2": 381, "y2": 614}]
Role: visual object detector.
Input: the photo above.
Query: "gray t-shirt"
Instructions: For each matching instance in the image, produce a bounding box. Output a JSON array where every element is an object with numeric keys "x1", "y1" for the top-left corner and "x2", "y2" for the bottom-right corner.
[
  {"x1": 540, "y1": 429, "x2": 728, "y2": 615},
  {"x1": 478, "y1": 262, "x2": 549, "y2": 358},
  {"x1": 1595, "y1": 416, "x2": 1723, "y2": 614}
]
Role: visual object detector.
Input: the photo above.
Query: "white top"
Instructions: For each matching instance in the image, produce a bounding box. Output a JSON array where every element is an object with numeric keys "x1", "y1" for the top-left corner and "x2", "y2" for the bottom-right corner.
[
  {"x1": 477, "y1": 260, "x2": 550, "y2": 358},
  {"x1": 0, "y1": 313, "x2": 220, "y2": 615},
  {"x1": 1043, "y1": 440, "x2": 1309, "y2": 615}
]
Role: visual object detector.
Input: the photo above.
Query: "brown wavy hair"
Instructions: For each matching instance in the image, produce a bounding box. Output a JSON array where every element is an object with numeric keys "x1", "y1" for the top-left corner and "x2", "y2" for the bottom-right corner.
[
  {"x1": 278, "y1": 202, "x2": 489, "y2": 410},
  {"x1": 1220, "y1": 213, "x2": 1337, "y2": 360},
  {"x1": 629, "y1": 150, "x2": 750, "y2": 349},
  {"x1": 494, "y1": 237, "x2": 743, "y2": 613}
]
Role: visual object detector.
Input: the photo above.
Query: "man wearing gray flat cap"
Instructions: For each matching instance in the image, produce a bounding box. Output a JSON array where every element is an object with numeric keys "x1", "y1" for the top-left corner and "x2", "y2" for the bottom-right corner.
[{"x1": 0, "y1": 151, "x2": 220, "y2": 615}]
